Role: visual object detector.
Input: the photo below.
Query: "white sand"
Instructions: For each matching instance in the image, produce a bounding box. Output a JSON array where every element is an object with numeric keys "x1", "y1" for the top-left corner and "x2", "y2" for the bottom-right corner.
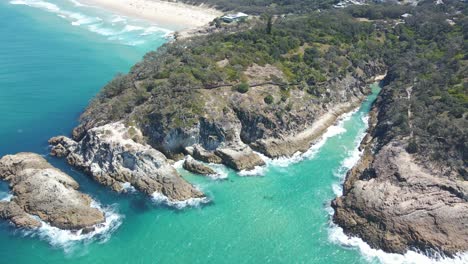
[{"x1": 81, "y1": 0, "x2": 223, "y2": 29}]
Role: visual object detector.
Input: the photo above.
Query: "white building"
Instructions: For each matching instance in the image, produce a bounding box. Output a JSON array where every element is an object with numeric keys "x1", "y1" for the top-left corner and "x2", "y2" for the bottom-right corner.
[{"x1": 221, "y1": 12, "x2": 249, "y2": 23}]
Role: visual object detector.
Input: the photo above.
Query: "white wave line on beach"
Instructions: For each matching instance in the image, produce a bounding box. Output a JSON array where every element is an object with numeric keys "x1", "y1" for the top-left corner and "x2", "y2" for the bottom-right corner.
[
  {"x1": 21, "y1": 201, "x2": 122, "y2": 253},
  {"x1": 9, "y1": 0, "x2": 171, "y2": 45},
  {"x1": 69, "y1": 0, "x2": 86, "y2": 7}
]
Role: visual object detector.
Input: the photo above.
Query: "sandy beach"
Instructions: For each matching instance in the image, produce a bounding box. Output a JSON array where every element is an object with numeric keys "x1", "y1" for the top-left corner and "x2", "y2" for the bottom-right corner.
[{"x1": 81, "y1": 0, "x2": 223, "y2": 29}]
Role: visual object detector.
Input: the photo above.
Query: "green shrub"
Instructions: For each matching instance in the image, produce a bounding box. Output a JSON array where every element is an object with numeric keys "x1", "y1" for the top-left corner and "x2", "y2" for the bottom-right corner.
[
  {"x1": 264, "y1": 95, "x2": 274, "y2": 104},
  {"x1": 235, "y1": 82, "x2": 250, "y2": 93},
  {"x1": 406, "y1": 140, "x2": 418, "y2": 154}
]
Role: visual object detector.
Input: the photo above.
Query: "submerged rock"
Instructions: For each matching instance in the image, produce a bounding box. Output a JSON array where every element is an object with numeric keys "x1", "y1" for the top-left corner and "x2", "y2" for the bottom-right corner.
[
  {"x1": 49, "y1": 122, "x2": 205, "y2": 203},
  {"x1": 183, "y1": 157, "x2": 217, "y2": 176},
  {"x1": 0, "y1": 153, "x2": 105, "y2": 230}
]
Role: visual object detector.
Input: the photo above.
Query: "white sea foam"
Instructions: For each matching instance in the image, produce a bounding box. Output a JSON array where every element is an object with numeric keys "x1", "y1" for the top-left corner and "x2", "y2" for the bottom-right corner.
[
  {"x1": 0, "y1": 192, "x2": 13, "y2": 202},
  {"x1": 173, "y1": 159, "x2": 185, "y2": 169},
  {"x1": 140, "y1": 25, "x2": 173, "y2": 36},
  {"x1": 87, "y1": 24, "x2": 117, "y2": 36},
  {"x1": 207, "y1": 164, "x2": 229, "y2": 180},
  {"x1": 328, "y1": 222, "x2": 468, "y2": 264},
  {"x1": 10, "y1": 0, "x2": 60, "y2": 12},
  {"x1": 151, "y1": 192, "x2": 210, "y2": 209},
  {"x1": 69, "y1": 0, "x2": 85, "y2": 7},
  {"x1": 121, "y1": 182, "x2": 137, "y2": 193},
  {"x1": 260, "y1": 108, "x2": 357, "y2": 168},
  {"x1": 110, "y1": 15, "x2": 126, "y2": 23},
  {"x1": 21, "y1": 201, "x2": 122, "y2": 252},
  {"x1": 9, "y1": 0, "x2": 169, "y2": 46},
  {"x1": 121, "y1": 25, "x2": 144, "y2": 32},
  {"x1": 238, "y1": 164, "x2": 267, "y2": 176}
]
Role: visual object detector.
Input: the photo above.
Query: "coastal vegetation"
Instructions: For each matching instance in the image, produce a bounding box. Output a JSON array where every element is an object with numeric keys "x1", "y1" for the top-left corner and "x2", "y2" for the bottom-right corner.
[
  {"x1": 58, "y1": 0, "x2": 467, "y2": 257},
  {"x1": 85, "y1": 0, "x2": 467, "y2": 176}
]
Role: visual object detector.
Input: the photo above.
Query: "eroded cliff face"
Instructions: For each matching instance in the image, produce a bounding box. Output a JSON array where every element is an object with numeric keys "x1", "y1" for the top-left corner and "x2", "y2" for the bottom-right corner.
[
  {"x1": 0, "y1": 153, "x2": 105, "y2": 230},
  {"x1": 332, "y1": 93, "x2": 468, "y2": 256},
  {"x1": 70, "y1": 62, "x2": 385, "y2": 165},
  {"x1": 51, "y1": 57, "x2": 384, "y2": 201}
]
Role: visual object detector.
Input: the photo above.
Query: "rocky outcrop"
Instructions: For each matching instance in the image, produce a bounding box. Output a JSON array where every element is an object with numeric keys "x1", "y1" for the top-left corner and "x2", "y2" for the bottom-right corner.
[
  {"x1": 0, "y1": 153, "x2": 105, "y2": 230},
  {"x1": 183, "y1": 157, "x2": 216, "y2": 176},
  {"x1": 49, "y1": 122, "x2": 205, "y2": 202},
  {"x1": 215, "y1": 147, "x2": 265, "y2": 171},
  {"x1": 332, "y1": 104, "x2": 468, "y2": 257}
]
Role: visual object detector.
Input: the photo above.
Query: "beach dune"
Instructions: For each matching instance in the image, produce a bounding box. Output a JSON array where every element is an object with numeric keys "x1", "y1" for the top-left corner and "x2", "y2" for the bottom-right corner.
[{"x1": 81, "y1": 0, "x2": 223, "y2": 29}]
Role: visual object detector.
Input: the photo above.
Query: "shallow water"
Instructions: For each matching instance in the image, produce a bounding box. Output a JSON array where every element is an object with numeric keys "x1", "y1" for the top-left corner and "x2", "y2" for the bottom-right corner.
[{"x1": 1, "y1": 1, "x2": 466, "y2": 263}]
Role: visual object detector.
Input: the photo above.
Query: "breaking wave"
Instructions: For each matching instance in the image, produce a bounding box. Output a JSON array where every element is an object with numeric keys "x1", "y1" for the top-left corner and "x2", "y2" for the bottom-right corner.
[
  {"x1": 238, "y1": 165, "x2": 267, "y2": 177},
  {"x1": 9, "y1": 0, "x2": 172, "y2": 46},
  {"x1": 21, "y1": 201, "x2": 122, "y2": 253},
  {"x1": 151, "y1": 192, "x2": 210, "y2": 209},
  {"x1": 328, "y1": 222, "x2": 468, "y2": 264}
]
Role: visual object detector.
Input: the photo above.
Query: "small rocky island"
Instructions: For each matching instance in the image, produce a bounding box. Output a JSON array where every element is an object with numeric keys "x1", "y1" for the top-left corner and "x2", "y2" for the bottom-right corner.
[{"x1": 0, "y1": 153, "x2": 105, "y2": 231}]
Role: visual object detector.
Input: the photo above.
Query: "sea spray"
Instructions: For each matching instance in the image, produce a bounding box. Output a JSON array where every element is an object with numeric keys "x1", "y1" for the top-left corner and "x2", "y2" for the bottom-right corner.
[
  {"x1": 151, "y1": 192, "x2": 210, "y2": 210},
  {"x1": 20, "y1": 201, "x2": 122, "y2": 253}
]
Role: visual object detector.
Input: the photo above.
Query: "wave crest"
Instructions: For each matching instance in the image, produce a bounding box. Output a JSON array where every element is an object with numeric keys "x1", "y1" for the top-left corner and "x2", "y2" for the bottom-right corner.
[{"x1": 19, "y1": 201, "x2": 122, "y2": 253}]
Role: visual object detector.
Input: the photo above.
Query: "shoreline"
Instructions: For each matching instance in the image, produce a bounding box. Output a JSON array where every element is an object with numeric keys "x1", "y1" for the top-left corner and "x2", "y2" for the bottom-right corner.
[{"x1": 80, "y1": 0, "x2": 223, "y2": 30}]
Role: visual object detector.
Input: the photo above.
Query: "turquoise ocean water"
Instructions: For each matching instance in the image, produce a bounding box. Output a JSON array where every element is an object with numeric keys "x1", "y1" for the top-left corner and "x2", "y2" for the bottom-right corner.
[{"x1": 0, "y1": 1, "x2": 462, "y2": 263}]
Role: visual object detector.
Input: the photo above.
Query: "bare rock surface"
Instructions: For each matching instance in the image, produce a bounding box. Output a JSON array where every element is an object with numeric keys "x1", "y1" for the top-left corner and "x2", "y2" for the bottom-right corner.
[
  {"x1": 183, "y1": 157, "x2": 216, "y2": 176},
  {"x1": 215, "y1": 147, "x2": 265, "y2": 171},
  {"x1": 333, "y1": 141, "x2": 468, "y2": 256},
  {"x1": 49, "y1": 122, "x2": 204, "y2": 202},
  {"x1": 0, "y1": 153, "x2": 105, "y2": 230}
]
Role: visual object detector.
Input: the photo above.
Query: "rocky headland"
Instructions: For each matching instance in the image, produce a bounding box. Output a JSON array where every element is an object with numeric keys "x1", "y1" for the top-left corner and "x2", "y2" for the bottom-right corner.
[
  {"x1": 47, "y1": 12, "x2": 388, "y2": 205},
  {"x1": 49, "y1": 122, "x2": 205, "y2": 203},
  {"x1": 0, "y1": 153, "x2": 105, "y2": 231},
  {"x1": 333, "y1": 68, "x2": 468, "y2": 257}
]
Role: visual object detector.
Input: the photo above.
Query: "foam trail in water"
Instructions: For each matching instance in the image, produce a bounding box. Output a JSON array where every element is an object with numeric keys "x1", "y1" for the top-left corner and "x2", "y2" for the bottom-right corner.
[
  {"x1": 21, "y1": 201, "x2": 122, "y2": 253},
  {"x1": 152, "y1": 192, "x2": 210, "y2": 209}
]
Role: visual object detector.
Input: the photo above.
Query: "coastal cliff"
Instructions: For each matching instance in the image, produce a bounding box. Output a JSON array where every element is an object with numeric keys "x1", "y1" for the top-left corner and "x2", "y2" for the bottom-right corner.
[
  {"x1": 0, "y1": 153, "x2": 105, "y2": 231},
  {"x1": 47, "y1": 0, "x2": 466, "y2": 257},
  {"x1": 51, "y1": 11, "x2": 386, "y2": 199}
]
